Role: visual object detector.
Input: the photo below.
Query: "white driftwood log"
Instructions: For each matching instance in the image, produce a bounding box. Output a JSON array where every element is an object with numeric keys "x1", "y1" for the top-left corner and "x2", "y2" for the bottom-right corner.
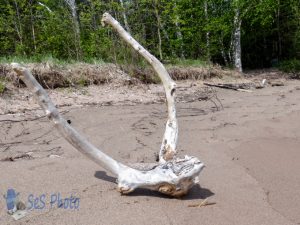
[
  {"x1": 101, "y1": 12, "x2": 177, "y2": 163},
  {"x1": 12, "y1": 65, "x2": 203, "y2": 197},
  {"x1": 11, "y1": 14, "x2": 204, "y2": 197}
]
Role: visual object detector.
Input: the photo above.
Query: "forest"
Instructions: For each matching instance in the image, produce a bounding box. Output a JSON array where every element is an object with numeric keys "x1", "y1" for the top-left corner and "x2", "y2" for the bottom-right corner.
[
  {"x1": 1, "y1": 2, "x2": 300, "y2": 224},
  {"x1": 0, "y1": 0, "x2": 300, "y2": 72}
]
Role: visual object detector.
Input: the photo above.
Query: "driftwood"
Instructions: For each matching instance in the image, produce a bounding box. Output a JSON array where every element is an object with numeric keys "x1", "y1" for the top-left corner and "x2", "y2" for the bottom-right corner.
[
  {"x1": 10, "y1": 13, "x2": 204, "y2": 197},
  {"x1": 204, "y1": 82, "x2": 253, "y2": 92},
  {"x1": 102, "y1": 13, "x2": 178, "y2": 163},
  {"x1": 187, "y1": 198, "x2": 216, "y2": 207}
]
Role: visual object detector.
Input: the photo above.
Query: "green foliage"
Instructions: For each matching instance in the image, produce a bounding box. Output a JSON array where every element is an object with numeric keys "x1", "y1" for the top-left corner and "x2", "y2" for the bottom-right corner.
[
  {"x1": 167, "y1": 59, "x2": 209, "y2": 67},
  {"x1": 278, "y1": 59, "x2": 300, "y2": 78},
  {"x1": 0, "y1": 80, "x2": 5, "y2": 94},
  {"x1": 76, "y1": 77, "x2": 89, "y2": 87},
  {"x1": 0, "y1": 0, "x2": 299, "y2": 70},
  {"x1": 0, "y1": 55, "x2": 73, "y2": 65}
]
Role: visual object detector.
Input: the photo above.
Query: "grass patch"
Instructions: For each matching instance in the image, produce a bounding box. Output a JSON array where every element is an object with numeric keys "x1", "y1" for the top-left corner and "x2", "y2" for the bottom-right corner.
[
  {"x1": 0, "y1": 62, "x2": 125, "y2": 89},
  {"x1": 0, "y1": 55, "x2": 235, "y2": 88},
  {"x1": 0, "y1": 55, "x2": 105, "y2": 66},
  {"x1": 0, "y1": 81, "x2": 6, "y2": 94},
  {"x1": 0, "y1": 55, "x2": 70, "y2": 65},
  {"x1": 166, "y1": 59, "x2": 210, "y2": 67}
]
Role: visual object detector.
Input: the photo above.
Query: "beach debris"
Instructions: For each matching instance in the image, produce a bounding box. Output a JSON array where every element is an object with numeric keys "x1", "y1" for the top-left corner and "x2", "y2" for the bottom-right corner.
[
  {"x1": 188, "y1": 198, "x2": 216, "y2": 208},
  {"x1": 11, "y1": 12, "x2": 204, "y2": 198},
  {"x1": 270, "y1": 79, "x2": 285, "y2": 87},
  {"x1": 256, "y1": 79, "x2": 267, "y2": 89},
  {"x1": 1, "y1": 153, "x2": 33, "y2": 162},
  {"x1": 203, "y1": 82, "x2": 253, "y2": 92},
  {"x1": 48, "y1": 154, "x2": 61, "y2": 159}
]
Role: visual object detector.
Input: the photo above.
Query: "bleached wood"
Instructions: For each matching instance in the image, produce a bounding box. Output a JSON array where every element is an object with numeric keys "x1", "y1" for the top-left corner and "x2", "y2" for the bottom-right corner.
[
  {"x1": 38, "y1": 2, "x2": 52, "y2": 13},
  {"x1": 101, "y1": 12, "x2": 178, "y2": 163},
  {"x1": 11, "y1": 64, "x2": 204, "y2": 197},
  {"x1": 118, "y1": 156, "x2": 204, "y2": 197},
  {"x1": 12, "y1": 63, "x2": 124, "y2": 176}
]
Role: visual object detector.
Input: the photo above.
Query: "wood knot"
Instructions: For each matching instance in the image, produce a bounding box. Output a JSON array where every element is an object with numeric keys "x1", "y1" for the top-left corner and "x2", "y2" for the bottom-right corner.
[
  {"x1": 163, "y1": 145, "x2": 175, "y2": 161},
  {"x1": 158, "y1": 184, "x2": 176, "y2": 195}
]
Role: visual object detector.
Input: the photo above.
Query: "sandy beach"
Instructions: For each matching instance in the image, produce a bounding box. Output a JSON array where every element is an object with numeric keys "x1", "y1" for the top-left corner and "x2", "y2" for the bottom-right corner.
[{"x1": 1, "y1": 79, "x2": 300, "y2": 225}]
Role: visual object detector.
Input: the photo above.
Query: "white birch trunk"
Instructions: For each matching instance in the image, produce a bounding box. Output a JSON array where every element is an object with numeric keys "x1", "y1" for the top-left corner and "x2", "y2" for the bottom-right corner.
[
  {"x1": 38, "y1": 2, "x2": 52, "y2": 13},
  {"x1": 13, "y1": 0, "x2": 24, "y2": 55},
  {"x1": 64, "y1": 0, "x2": 80, "y2": 59},
  {"x1": 204, "y1": 1, "x2": 210, "y2": 60},
  {"x1": 30, "y1": 3, "x2": 36, "y2": 51},
  {"x1": 119, "y1": 0, "x2": 131, "y2": 33},
  {"x1": 64, "y1": 0, "x2": 80, "y2": 35},
  {"x1": 233, "y1": 8, "x2": 242, "y2": 72},
  {"x1": 154, "y1": 1, "x2": 163, "y2": 60}
]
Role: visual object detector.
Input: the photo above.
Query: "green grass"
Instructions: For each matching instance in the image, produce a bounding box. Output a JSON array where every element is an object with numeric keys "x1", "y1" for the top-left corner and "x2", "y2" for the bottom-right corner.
[
  {"x1": 0, "y1": 54, "x2": 211, "y2": 69},
  {"x1": 166, "y1": 58, "x2": 210, "y2": 67},
  {"x1": 0, "y1": 55, "x2": 71, "y2": 65},
  {"x1": 0, "y1": 81, "x2": 5, "y2": 94},
  {"x1": 0, "y1": 55, "x2": 105, "y2": 66}
]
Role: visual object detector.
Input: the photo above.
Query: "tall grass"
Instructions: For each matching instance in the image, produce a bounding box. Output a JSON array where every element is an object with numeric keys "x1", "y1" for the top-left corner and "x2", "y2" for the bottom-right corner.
[
  {"x1": 0, "y1": 55, "x2": 105, "y2": 66},
  {"x1": 166, "y1": 59, "x2": 210, "y2": 67}
]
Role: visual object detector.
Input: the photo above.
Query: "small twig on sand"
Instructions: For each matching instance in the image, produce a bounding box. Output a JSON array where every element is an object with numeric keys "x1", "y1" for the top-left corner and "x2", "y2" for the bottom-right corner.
[
  {"x1": 0, "y1": 141, "x2": 22, "y2": 146},
  {"x1": 0, "y1": 110, "x2": 70, "y2": 123},
  {"x1": 188, "y1": 198, "x2": 216, "y2": 208},
  {"x1": 1, "y1": 153, "x2": 34, "y2": 162}
]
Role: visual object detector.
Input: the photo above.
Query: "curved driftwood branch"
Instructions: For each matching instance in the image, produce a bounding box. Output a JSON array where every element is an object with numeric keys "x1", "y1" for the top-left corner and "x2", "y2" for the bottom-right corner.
[
  {"x1": 11, "y1": 63, "x2": 125, "y2": 175},
  {"x1": 11, "y1": 63, "x2": 204, "y2": 197},
  {"x1": 101, "y1": 12, "x2": 177, "y2": 163}
]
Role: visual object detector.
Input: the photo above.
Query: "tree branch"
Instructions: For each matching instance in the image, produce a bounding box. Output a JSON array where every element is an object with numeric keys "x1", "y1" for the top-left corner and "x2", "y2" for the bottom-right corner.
[
  {"x1": 101, "y1": 12, "x2": 178, "y2": 163},
  {"x1": 12, "y1": 63, "x2": 125, "y2": 175}
]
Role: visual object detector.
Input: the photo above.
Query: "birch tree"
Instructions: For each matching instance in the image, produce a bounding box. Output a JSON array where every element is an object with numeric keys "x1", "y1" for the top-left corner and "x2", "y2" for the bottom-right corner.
[
  {"x1": 64, "y1": 0, "x2": 81, "y2": 59},
  {"x1": 0, "y1": 0, "x2": 299, "y2": 70},
  {"x1": 173, "y1": 1, "x2": 184, "y2": 58},
  {"x1": 204, "y1": 0, "x2": 210, "y2": 61},
  {"x1": 233, "y1": 4, "x2": 242, "y2": 72},
  {"x1": 153, "y1": 0, "x2": 163, "y2": 60},
  {"x1": 119, "y1": 0, "x2": 131, "y2": 33}
]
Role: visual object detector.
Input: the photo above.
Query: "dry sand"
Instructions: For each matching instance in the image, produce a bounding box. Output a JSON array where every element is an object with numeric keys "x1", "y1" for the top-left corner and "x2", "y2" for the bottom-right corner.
[{"x1": 1, "y1": 79, "x2": 300, "y2": 225}]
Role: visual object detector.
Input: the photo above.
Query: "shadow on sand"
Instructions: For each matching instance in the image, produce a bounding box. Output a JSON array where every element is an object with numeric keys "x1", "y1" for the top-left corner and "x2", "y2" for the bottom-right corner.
[{"x1": 94, "y1": 170, "x2": 117, "y2": 183}]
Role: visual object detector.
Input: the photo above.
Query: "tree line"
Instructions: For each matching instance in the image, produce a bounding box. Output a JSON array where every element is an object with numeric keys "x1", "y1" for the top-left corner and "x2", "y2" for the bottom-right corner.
[{"x1": 0, "y1": 0, "x2": 299, "y2": 71}]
